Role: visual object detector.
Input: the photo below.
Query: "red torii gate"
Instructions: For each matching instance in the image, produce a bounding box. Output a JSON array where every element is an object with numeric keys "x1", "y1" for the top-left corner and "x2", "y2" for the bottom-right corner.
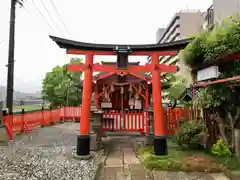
[{"x1": 50, "y1": 36, "x2": 191, "y2": 157}]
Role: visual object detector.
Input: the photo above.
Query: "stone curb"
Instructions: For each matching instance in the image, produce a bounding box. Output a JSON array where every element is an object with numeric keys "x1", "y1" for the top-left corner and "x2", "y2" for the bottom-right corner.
[
  {"x1": 210, "y1": 173, "x2": 230, "y2": 180},
  {"x1": 94, "y1": 155, "x2": 107, "y2": 180}
]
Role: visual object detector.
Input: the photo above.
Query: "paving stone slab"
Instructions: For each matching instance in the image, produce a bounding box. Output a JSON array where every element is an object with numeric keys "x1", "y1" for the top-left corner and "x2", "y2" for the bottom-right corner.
[
  {"x1": 210, "y1": 173, "x2": 230, "y2": 180},
  {"x1": 130, "y1": 164, "x2": 154, "y2": 180},
  {"x1": 103, "y1": 167, "x2": 123, "y2": 180},
  {"x1": 123, "y1": 148, "x2": 140, "y2": 165},
  {"x1": 105, "y1": 151, "x2": 122, "y2": 166},
  {"x1": 184, "y1": 172, "x2": 216, "y2": 180}
]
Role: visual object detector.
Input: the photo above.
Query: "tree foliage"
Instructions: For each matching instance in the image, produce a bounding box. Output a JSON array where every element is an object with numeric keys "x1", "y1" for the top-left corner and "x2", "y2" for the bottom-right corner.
[
  {"x1": 161, "y1": 72, "x2": 189, "y2": 107},
  {"x1": 181, "y1": 14, "x2": 240, "y2": 69},
  {"x1": 166, "y1": 74, "x2": 188, "y2": 100},
  {"x1": 193, "y1": 85, "x2": 231, "y2": 108},
  {"x1": 180, "y1": 14, "x2": 240, "y2": 150},
  {"x1": 176, "y1": 119, "x2": 205, "y2": 150},
  {"x1": 42, "y1": 58, "x2": 83, "y2": 107}
]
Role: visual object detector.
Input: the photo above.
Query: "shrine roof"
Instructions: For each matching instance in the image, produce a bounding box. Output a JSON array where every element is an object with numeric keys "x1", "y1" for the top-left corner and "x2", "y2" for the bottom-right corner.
[{"x1": 49, "y1": 36, "x2": 192, "y2": 51}]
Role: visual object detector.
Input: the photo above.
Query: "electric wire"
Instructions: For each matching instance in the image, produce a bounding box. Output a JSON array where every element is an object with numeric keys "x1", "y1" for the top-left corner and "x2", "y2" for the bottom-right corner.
[
  {"x1": 32, "y1": 0, "x2": 55, "y2": 33},
  {"x1": 39, "y1": 0, "x2": 61, "y2": 32},
  {"x1": 49, "y1": 0, "x2": 71, "y2": 38}
]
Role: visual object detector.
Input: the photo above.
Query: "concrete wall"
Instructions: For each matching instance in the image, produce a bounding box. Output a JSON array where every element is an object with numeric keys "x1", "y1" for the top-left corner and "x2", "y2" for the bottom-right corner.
[
  {"x1": 179, "y1": 12, "x2": 204, "y2": 38},
  {"x1": 213, "y1": 0, "x2": 240, "y2": 22},
  {"x1": 177, "y1": 58, "x2": 192, "y2": 87},
  {"x1": 156, "y1": 28, "x2": 166, "y2": 43}
]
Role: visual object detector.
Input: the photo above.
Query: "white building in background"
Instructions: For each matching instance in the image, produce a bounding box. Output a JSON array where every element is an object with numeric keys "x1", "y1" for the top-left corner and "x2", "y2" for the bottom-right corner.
[
  {"x1": 147, "y1": 9, "x2": 204, "y2": 102},
  {"x1": 148, "y1": 9, "x2": 204, "y2": 77},
  {"x1": 202, "y1": 0, "x2": 240, "y2": 31}
]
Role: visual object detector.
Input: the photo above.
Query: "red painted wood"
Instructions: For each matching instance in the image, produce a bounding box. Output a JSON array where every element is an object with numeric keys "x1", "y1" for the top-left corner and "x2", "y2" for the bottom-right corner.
[
  {"x1": 68, "y1": 63, "x2": 177, "y2": 73},
  {"x1": 194, "y1": 75, "x2": 240, "y2": 87},
  {"x1": 67, "y1": 49, "x2": 177, "y2": 56},
  {"x1": 67, "y1": 63, "x2": 86, "y2": 72}
]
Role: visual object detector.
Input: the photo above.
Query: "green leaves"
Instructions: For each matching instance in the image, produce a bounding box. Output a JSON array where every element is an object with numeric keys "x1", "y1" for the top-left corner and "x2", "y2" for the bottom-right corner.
[
  {"x1": 176, "y1": 119, "x2": 205, "y2": 149},
  {"x1": 193, "y1": 83, "x2": 234, "y2": 108},
  {"x1": 41, "y1": 58, "x2": 83, "y2": 107},
  {"x1": 181, "y1": 14, "x2": 240, "y2": 69},
  {"x1": 211, "y1": 138, "x2": 232, "y2": 157},
  {"x1": 166, "y1": 75, "x2": 187, "y2": 100}
]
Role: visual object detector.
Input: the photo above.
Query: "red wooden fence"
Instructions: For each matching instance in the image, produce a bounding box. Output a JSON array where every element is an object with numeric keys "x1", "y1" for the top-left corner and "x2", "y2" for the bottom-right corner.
[
  {"x1": 102, "y1": 111, "x2": 147, "y2": 134},
  {"x1": 166, "y1": 107, "x2": 194, "y2": 135},
  {"x1": 2, "y1": 106, "x2": 193, "y2": 140}
]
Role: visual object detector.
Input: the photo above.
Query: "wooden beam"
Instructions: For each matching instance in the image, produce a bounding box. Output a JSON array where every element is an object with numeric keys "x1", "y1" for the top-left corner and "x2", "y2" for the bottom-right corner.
[
  {"x1": 67, "y1": 63, "x2": 87, "y2": 72},
  {"x1": 158, "y1": 64, "x2": 177, "y2": 73},
  {"x1": 194, "y1": 75, "x2": 240, "y2": 87},
  {"x1": 129, "y1": 72, "x2": 151, "y2": 83},
  {"x1": 68, "y1": 63, "x2": 177, "y2": 74},
  {"x1": 95, "y1": 72, "x2": 115, "y2": 81},
  {"x1": 93, "y1": 63, "x2": 177, "y2": 73},
  {"x1": 93, "y1": 63, "x2": 151, "y2": 72},
  {"x1": 67, "y1": 49, "x2": 177, "y2": 56}
]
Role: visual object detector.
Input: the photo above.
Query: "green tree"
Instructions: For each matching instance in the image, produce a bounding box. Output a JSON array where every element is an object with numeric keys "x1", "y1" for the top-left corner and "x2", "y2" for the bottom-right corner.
[
  {"x1": 41, "y1": 58, "x2": 83, "y2": 107},
  {"x1": 162, "y1": 73, "x2": 189, "y2": 108},
  {"x1": 180, "y1": 14, "x2": 240, "y2": 149}
]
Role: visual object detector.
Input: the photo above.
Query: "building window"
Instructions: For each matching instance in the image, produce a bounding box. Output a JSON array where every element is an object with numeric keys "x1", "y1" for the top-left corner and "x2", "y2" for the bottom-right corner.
[{"x1": 158, "y1": 16, "x2": 180, "y2": 43}]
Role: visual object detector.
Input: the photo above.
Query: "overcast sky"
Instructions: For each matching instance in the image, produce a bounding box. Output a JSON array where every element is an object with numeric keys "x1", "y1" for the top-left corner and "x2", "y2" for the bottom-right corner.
[{"x1": 0, "y1": 0, "x2": 211, "y2": 93}]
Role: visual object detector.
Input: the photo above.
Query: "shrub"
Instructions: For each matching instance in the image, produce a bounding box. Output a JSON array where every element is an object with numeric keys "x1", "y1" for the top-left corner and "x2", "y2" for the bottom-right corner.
[
  {"x1": 176, "y1": 119, "x2": 205, "y2": 149},
  {"x1": 211, "y1": 138, "x2": 232, "y2": 157},
  {"x1": 137, "y1": 147, "x2": 182, "y2": 171}
]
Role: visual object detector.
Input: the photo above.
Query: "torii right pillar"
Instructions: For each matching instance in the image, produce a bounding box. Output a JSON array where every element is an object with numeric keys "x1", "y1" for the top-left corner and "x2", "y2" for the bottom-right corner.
[{"x1": 151, "y1": 54, "x2": 167, "y2": 155}]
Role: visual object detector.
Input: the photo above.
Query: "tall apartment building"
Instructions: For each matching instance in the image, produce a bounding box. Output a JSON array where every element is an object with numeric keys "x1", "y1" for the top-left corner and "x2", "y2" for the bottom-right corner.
[
  {"x1": 148, "y1": 2, "x2": 240, "y2": 102},
  {"x1": 146, "y1": 10, "x2": 204, "y2": 102},
  {"x1": 147, "y1": 10, "x2": 204, "y2": 83},
  {"x1": 155, "y1": 10, "x2": 204, "y2": 68}
]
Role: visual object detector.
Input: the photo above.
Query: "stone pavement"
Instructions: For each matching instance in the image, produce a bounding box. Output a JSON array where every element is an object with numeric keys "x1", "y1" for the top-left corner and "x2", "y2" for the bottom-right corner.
[{"x1": 98, "y1": 136, "x2": 230, "y2": 180}]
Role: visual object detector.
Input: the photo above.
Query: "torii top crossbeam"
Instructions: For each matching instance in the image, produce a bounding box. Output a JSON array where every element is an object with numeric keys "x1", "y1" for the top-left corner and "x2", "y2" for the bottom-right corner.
[
  {"x1": 50, "y1": 35, "x2": 191, "y2": 55},
  {"x1": 49, "y1": 35, "x2": 191, "y2": 157},
  {"x1": 50, "y1": 35, "x2": 192, "y2": 73}
]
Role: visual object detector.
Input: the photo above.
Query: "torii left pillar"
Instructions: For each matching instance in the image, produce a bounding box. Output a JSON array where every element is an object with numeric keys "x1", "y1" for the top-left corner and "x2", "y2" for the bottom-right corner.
[{"x1": 76, "y1": 53, "x2": 93, "y2": 156}]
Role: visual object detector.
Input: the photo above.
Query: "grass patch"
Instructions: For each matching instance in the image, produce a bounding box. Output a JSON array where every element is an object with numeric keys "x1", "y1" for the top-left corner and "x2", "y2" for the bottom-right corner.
[
  {"x1": 137, "y1": 139, "x2": 240, "y2": 173},
  {"x1": 14, "y1": 105, "x2": 50, "y2": 112}
]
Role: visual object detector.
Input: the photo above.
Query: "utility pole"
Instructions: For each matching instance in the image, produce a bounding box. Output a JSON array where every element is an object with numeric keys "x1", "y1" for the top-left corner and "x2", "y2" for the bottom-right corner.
[
  {"x1": 6, "y1": 0, "x2": 16, "y2": 114},
  {"x1": 6, "y1": 0, "x2": 23, "y2": 113}
]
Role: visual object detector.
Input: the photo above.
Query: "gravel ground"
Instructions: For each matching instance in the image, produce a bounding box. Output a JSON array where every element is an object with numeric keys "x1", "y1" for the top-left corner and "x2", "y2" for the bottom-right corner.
[{"x1": 0, "y1": 123, "x2": 103, "y2": 180}]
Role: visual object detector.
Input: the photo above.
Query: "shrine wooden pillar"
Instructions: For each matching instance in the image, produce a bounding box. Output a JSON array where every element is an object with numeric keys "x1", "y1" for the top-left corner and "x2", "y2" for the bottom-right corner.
[
  {"x1": 94, "y1": 85, "x2": 100, "y2": 109},
  {"x1": 151, "y1": 54, "x2": 167, "y2": 155},
  {"x1": 77, "y1": 53, "x2": 93, "y2": 156},
  {"x1": 145, "y1": 82, "x2": 149, "y2": 134}
]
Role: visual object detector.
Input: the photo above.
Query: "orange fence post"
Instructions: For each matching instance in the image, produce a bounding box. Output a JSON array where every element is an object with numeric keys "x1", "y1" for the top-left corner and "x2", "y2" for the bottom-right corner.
[
  {"x1": 60, "y1": 106, "x2": 64, "y2": 123},
  {"x1": 49, "y1": 106, "x2": 54, "y2": 125},
  {"x1": 41, "y1": 107, "x2": 47, "y2": 127},
  {"x1": 2, "y1": 111, "x2": 14, "y2": 140},
  {"x1": 20, "y1": 109, "x2": 25, "y2": 132},
  {"x1": 20, "y1": 109, "x2": 30, "y2": 132}
]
